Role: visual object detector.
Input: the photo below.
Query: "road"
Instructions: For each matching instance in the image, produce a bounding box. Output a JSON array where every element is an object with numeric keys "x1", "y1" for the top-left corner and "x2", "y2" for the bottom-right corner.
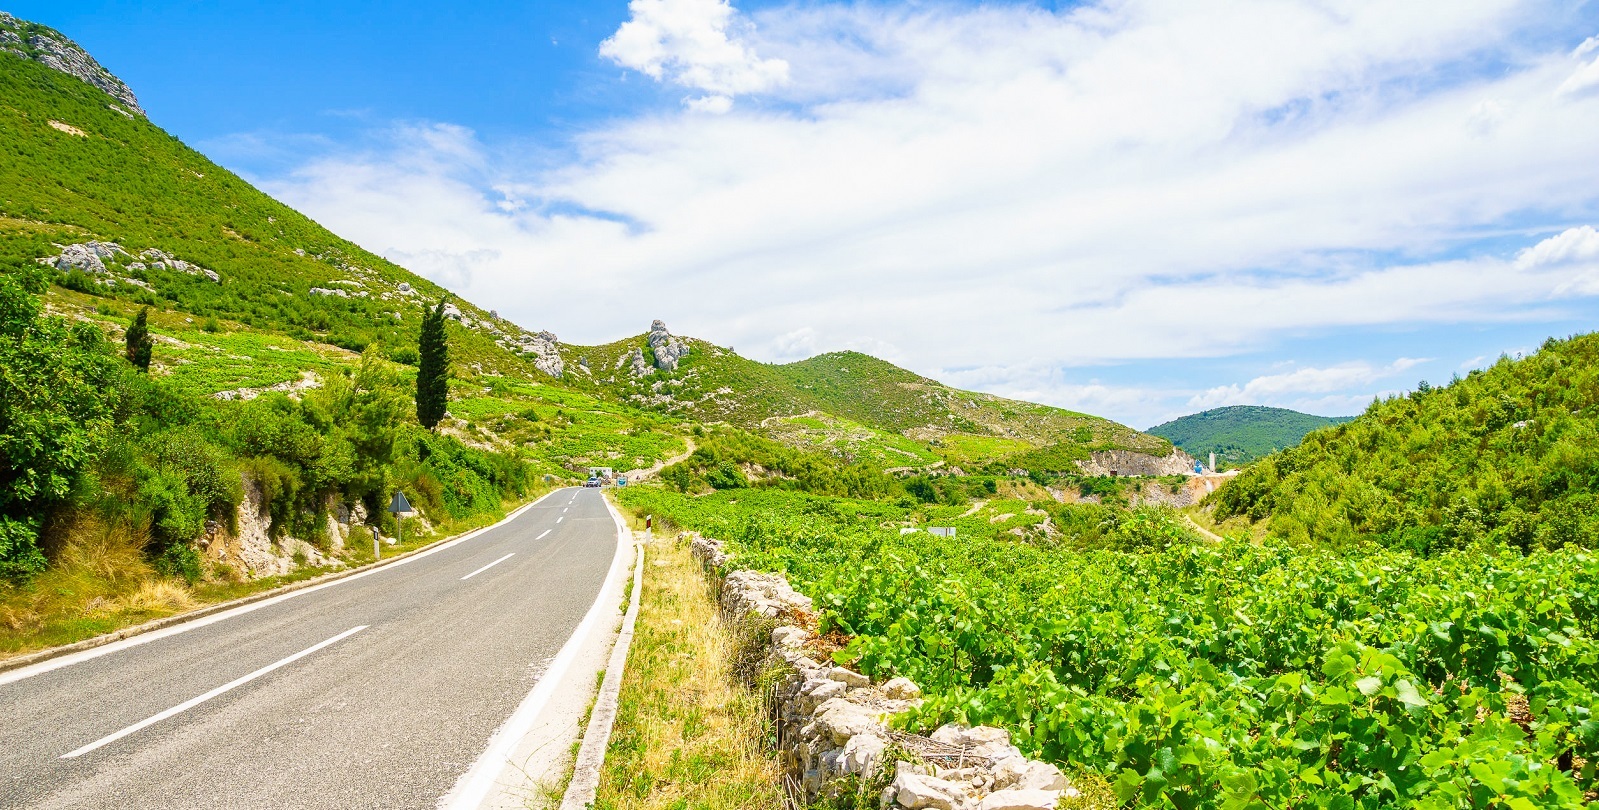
[{"x1": 0, "y1": 486, "x2": 622, "y2": 810}]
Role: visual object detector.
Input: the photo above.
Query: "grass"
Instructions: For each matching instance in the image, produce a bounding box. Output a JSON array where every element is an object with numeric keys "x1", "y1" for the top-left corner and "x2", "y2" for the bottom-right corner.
[{"x1": 592, "y1": 532, "x2": 783, "y2": 810}]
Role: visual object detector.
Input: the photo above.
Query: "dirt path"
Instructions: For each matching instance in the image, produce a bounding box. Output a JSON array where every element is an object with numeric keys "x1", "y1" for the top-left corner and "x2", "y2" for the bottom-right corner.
[
  {"x1": 1184, "y1": 514, "x2": 1224, "y2": 543},
  {"x1": 620, "y1": 435, "x2": 698, "y2": 482},
  {"x1": 958, "y1": 500, "x2": 988, "y2": 518}
]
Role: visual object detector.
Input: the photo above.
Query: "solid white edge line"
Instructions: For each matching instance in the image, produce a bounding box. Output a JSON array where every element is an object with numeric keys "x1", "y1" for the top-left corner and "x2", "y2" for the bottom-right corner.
[
  {"x1": 557, "y1": 541, "x2": 644, "y2": 810},
  {"x1": 536, "y1": 530, "x2": 551, "y2": 540},
  {"x1": 61, "y1": 625, "x2": 368, "y2": 759},
  {"x1": 1, "y1": 488, "x2": 568, "y2": 687},
  {"x1": 437, "y1": 491, "x2": 632, "y2": 810},
  {"x1": 460, "y1": 553, "x2": 515, "y2": 581}
]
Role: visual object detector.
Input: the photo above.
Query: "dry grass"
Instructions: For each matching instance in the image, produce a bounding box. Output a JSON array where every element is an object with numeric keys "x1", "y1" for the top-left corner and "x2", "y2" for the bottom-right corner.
[
  {"x1": 0, "y1": 513, "x2": 189, "y2": 657},
  {"x1": 592, "y1": 534, "x2": 783, "y2": 810}
]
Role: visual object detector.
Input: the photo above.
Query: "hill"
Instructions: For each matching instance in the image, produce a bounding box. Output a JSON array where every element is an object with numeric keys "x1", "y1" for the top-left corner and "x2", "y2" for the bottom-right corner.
[
  {"x1": 1212, "y1": 337, "x2": 1599, "y2": 551},
  {"x1": 559, "y1": 330, "x2": 1170, "y2": 472},
  {"x1": 1148, "y1": 405, "x2": 1353, "y2": 467}
]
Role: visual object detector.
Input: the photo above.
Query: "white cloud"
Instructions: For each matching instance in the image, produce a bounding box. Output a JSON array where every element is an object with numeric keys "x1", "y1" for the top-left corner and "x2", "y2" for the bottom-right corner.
[
  {"x1": 1189, "y1": 358, "x2": 1429, "y2": 410},
  {"x1": 1516, "y1": 225, "x2": 1599, "y2": 268},
  {"x1": 600, "y1": 0, "x2": 788, "y2": 104},
  {"x1": 259, "y1": 1, "x2": 1599, "y2": 427}
]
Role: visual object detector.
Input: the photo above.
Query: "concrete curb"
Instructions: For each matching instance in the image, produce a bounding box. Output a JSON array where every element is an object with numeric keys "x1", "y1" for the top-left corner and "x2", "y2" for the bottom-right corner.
[
  {"x1": 559, "y1": 535, "x2": 646, "y2": 810},
  {"x1": 0, "y1": 490, "x2": 557, "y2": 677}
]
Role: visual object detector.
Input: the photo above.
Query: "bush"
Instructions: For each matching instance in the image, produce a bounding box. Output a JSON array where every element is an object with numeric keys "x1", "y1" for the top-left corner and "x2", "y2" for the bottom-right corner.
[{"x1": 0, "y1": 516, "x2": 47, "y2": 582}]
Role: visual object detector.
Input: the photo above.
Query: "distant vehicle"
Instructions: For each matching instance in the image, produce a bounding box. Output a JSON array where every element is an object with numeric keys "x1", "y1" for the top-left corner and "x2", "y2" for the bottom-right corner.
[{"x1": 585, "y1": 478, "x2": 600, "y2": 488}]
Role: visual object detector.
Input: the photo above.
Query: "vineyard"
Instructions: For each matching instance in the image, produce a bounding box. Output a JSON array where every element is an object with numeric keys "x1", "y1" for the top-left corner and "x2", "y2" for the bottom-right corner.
[{"x1": 617, "y1": 487, "x2": 1599, "y2": 809}]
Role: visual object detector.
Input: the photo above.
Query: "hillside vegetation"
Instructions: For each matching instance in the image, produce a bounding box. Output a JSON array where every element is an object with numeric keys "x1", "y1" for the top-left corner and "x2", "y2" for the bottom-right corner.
[
  {"x1": 1214, "y1": 336, "x2": 1599, "y2": 552},
  {"x1": 1148, "y1": 405, "x2": 1353, "y2": 467}
]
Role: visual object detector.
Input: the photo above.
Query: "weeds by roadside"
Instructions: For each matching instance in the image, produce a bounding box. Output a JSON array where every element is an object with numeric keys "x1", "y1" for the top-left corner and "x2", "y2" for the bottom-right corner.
[{"x1": 592, "y1": 533, "x2": 782, "y2": 810}]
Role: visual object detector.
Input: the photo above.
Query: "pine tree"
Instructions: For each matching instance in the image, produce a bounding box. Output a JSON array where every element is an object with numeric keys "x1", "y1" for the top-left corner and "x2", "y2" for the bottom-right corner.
[
  {"x1": 417, "y1": 298, "x2": 450, "y2": 429},
  {"x1": 125, "y1": 306, "x2": 153, "y2": 371}
]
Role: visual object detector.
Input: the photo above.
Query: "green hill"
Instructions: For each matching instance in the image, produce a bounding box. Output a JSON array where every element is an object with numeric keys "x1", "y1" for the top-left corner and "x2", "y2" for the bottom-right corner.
[
  {"x1": 1212, "y1": 337, "x2": 1599, "y2": 552},
  {"x1": 0, "y1": 17, "x2": 1178, "y2": 654},
  {"x1": 558, "y1": 337, "x2": 1169, "y2": 471},
  {"x1": 1148, "y1": 405, "x2": 1353, "y2": 467}
]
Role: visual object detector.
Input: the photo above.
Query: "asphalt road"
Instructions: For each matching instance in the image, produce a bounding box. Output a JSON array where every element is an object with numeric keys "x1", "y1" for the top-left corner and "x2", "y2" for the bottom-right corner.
[{"x1": 0, "y1": 486, "x2": 620, "y2": 810}]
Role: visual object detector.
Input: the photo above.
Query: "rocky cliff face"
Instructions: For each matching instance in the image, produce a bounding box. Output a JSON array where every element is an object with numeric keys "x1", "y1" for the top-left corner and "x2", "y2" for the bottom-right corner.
[
  {"x1": 1074, "y1": 448, "x2": 1195, "y2": 477},
  {"x1": 0, "y1": 12, "x2": 145, "y2": 116}
]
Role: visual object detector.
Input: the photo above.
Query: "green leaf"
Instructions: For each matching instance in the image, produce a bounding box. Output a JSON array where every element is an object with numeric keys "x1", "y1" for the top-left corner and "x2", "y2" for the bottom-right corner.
[
  {"x1": 1394, "y1": 679, "x2": 1429, "y2": 707},
  {"x1": 1355, "y1": 676, "x2": 1382, "y2": 696}
]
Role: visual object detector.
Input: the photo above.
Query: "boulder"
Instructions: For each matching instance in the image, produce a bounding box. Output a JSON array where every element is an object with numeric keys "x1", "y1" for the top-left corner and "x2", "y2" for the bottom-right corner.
[
  {"x1": 839, "y1": 733, "x2": 886, "y2": 775},
  {"x1": 978, "y1": 789, "x2": 1059, "y2": 810},
  {"x1": 812, "y1": 698, "x2": 880, "y2": 745},
  {"x1": 992, "y1": 757, "x2": 1069, "y2": 791},
  {"x1": 827, "y1": 666, "x2": 870, "y2": 688},
  {"x1": 883, "y1": 677, "x2": 922, "y2": 700},
  {"x1": 646, "y1": 319, "x2": 691, "y2": 371},
  {"x1": 891, "y1": 771, "x2": 969, "y2": 810}
]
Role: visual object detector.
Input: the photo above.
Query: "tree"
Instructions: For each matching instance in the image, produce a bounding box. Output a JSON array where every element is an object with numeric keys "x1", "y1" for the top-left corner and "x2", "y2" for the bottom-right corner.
[
  {"x1": 416, "y1": 298, "x2": 450, "y2": 430},
  {"x1": 125, "y1": 306, "x2": 153, "y2": 371},
  {"x1": 0, "y1": 271, "x2": 121, "y2": 580}
]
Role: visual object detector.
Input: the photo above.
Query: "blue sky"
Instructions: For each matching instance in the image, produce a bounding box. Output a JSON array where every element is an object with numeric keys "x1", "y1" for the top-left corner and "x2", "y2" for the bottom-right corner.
[{"x1": 14, "y1": 1, "x2": 1599, "y2": 428}]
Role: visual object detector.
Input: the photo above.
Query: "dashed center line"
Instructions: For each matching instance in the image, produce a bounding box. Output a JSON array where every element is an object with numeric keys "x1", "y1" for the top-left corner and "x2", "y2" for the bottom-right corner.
[
  {"x1": 557, "y1": 516, "x2": 564, "y2": 523},
  {"x1": 536, "y1": 529, "x2": 551, "y2": 540},
  {"x1": 61, "y1": 625, "x2": 369, "y2": 759},
  {"x1": 460, "y1": 553, "x2": 515, "y2": 581}
]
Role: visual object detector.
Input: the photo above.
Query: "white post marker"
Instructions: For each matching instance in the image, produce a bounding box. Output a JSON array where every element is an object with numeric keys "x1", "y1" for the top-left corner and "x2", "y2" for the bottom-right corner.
[{"x1": 387, "y1": 490, "x2": 413, "y2": 561}]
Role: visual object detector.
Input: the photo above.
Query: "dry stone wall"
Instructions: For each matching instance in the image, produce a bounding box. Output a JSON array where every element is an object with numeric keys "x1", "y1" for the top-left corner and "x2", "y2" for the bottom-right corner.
[{"x1": 690, "y1": 534, "x2": 1081, "y2": 810}]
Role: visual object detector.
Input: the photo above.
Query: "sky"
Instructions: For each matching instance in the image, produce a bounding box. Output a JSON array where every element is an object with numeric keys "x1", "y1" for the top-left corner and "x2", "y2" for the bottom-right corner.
[{"x1": 14, "y1": 0, "x2": 1599, "y2": 429}]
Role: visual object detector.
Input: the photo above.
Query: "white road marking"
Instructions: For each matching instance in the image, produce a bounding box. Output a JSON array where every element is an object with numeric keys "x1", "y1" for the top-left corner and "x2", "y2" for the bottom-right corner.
[
  {"x1": 60, "y1": 625, "x2": 368, "y2": 759},
  {"x1": 0, "y1": 488, "x2": 567, "y2": 687},
  {"x1": 536, "y1": 530, "x2": 551, "y2": 540},
  {"x1": 460, "y1": 553, "x2": 515, "y2": 581},
  {"x1": 439, "y1": 492, "x2": 633, "y2": 810},
  {"x1": 557, "y1": 516, "x2": 564, "y2": 523}
]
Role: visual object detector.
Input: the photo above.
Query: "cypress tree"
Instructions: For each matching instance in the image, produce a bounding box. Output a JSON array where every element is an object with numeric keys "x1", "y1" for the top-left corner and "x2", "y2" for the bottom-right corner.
[
  {"x1": 125, "y1": 306, "x2": 153, "y2": 371},
  {"x1": 417, "y1": 298, "x2": 450, "y2": 429}
]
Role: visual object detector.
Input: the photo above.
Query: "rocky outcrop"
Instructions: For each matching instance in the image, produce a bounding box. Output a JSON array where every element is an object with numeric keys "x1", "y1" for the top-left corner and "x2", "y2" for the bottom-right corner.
[
  {"x1": 41, "y1": 240, "x2": 126, "y2": 274},
  {"x1": 500, "y1": 329, "x2": 563, "y2": 378},
  {"x1": 0, "y1": 13, "x2": 144, "y2": 115},
  {"x1": 625, "y1": 347, "x2": 652, "y2": 378},
  {"x1": 200, "y1": 474, "x2": 333, "y2": 577},
  {"x1": 647, "y1": 319, "x2": 690, "y2": 371},
  {"x1": 691, "y1": 534, "x2": 1079, "y2": 809},
  {"x1": 1074, "y1": 448, "x2": 1195, "y2": 477}
]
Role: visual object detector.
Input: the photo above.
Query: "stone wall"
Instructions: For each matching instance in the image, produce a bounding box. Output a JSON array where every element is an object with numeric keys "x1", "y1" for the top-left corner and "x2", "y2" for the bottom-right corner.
[{"x1": 690, "y1": 534, "x2": 1080, "y2": 810}]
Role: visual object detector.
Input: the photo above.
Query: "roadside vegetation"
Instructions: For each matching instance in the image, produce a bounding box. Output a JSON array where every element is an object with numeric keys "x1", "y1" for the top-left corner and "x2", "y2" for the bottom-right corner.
[{"x1": 592, "y1": 529, "x2": 783, "y2": 810}]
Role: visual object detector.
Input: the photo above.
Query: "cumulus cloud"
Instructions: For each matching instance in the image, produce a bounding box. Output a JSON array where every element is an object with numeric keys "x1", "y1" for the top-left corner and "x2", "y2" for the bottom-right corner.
[
  {"x1": 1189, "y1": 358, "x2": 1429, "y2": 410},
  {"x1": 257, "y1": 0, "x2": 1599, "y2": 426},
  {"x1": 600, "y1": 0, "x2": 788, "y2": 111}
]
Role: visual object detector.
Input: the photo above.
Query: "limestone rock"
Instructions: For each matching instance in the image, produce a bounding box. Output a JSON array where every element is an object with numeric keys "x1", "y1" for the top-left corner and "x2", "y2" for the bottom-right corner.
[
  {"x1": 891, "y1": 771, "x2": 969, "y2": 810},
  {"x1": 993, "y1": 757, "x2": 1069, "y2": 791},
  {"x1": 828, "y1": 666, "x2": 871, "y2": 688},
  {"x1": 0, "y1": 14, "x2": 145, "y2": 115},
  {"x1": 840, "y1": 733, "x2": 886, "y2": 775},
  {"x1": 978, "y1": 789, "x2": 1059, "y2": 810},
  {"x1": 930, "y1": 725, "x2": 1018, "y2": 759},
  {"x1": 812, "y1": 698, "x2": 880, "y2": 745},
  {"x1": 1074, "y1": 448, "x2": 1196, "y2": 477},
  {"x1": 646, "y1": 319, "x2": 691, "y2": 371},
  {"x1": 625, "y1": 347, "x2": 652, "y2": 377},
  {"x1": 883, "y1": 677, "x2": 922, "y2": 700}
]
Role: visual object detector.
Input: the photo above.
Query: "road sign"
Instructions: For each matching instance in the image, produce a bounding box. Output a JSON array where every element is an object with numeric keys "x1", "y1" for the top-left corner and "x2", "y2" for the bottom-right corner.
[
  {"x1": 618, "y1": 476, "x2": 628, "y2": 487},
  {"x1": 382, "y1": 491, "x2": 413, "y2": 561}
]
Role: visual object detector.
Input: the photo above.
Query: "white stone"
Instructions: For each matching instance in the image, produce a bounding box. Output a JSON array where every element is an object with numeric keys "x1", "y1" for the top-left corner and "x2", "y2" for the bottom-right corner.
[
  {"x1": 828, "y1": 666, "x2": 870, "y2": 688},
  {"x1": 883, "y1": 677, "x2": 922, "y2": 699},
  {"x1": 892, "y1": 772, "x2": 968, "y2": 810},
  {"x1": 839, "y1": 733, "x2": 886, "y2": 775},
  {"x1": 978, "y1": 789, "x2": 1059, "y2": 810},
  {"x1": 993, "y1": 758, "x2": 1069, "y2": 792},
  {"x1": 812, "y1": 698, "x2": 880, "y2": 746}
]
